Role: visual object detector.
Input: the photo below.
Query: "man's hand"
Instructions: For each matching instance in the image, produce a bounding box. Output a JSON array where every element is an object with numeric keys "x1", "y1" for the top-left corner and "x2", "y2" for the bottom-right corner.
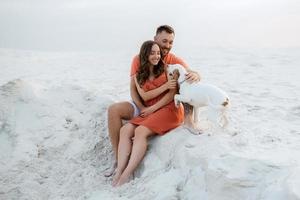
[{"x1": 185, "y1": 70, "x2": 200, "y2": 83}]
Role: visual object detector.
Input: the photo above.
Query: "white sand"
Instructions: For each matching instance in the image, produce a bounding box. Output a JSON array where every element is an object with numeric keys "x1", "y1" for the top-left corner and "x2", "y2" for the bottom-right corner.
[{"x1": 0, "y1": 48, "x2": 300, "y2": 200}]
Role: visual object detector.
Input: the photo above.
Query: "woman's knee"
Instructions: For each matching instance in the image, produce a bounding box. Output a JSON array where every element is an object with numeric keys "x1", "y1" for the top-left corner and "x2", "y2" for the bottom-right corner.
[
  {"x1": 134, "y1": 126, "x2": 154, "y2": 140},
  {"x1": 120, "y1": 124, "x2": 135, "y2": 139}
]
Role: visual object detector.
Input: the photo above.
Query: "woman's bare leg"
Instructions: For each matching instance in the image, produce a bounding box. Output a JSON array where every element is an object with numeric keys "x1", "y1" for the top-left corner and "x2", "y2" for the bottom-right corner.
[
  {"x1": 116, "y1": 125, "x2": 155, "y2": 186},
  {"x1": 112, "y1": 123, "x2": 136, "y2": 186}
]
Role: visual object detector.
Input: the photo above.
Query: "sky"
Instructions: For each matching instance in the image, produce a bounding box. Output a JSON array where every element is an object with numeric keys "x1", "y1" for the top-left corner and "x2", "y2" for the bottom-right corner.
[{"x1": 0, "y1": 0, "x2": 300, "y2": 52}]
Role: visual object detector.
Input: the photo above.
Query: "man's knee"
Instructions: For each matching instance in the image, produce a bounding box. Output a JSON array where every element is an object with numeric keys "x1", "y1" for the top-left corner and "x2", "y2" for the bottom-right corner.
[
  {"x1": 108, "y1": 103, "x2": 119, "y2": 117},
  {"x1": 108, "y1": 102, "x2": 134, "y2": 120}
]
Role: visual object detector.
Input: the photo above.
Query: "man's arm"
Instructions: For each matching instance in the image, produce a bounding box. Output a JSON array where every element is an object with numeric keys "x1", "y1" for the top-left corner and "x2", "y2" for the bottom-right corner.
[
  {"x1": 130, "y1": 76, "x2": 145, "y2": 110},
  {"x1": 134, "y1": 76, "x2": 176, "y2": 102},
  {"x1": 171, "y1": 53, "x2": 201, "y2": 83}
]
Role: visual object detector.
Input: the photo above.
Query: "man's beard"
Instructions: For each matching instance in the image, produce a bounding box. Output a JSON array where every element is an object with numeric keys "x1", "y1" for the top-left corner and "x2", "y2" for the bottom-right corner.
[{"x1": 162, "y1": 48, "x2": 170, "y2": 56}]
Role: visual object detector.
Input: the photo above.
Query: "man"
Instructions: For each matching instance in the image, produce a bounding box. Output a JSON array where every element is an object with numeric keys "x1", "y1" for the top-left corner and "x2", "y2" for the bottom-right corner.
[{"x1": 106, "y1": 25, "x2": 200, "y2": 176}]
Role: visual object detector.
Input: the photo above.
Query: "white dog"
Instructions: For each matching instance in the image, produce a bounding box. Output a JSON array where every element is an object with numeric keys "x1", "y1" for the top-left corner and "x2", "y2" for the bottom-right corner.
[{"x1": 167, "y1": 64, "x2": 230, "y2": 130}]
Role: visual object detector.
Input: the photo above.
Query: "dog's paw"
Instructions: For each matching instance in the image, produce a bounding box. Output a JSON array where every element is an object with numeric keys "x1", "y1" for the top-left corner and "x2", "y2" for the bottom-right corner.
[{"x1": 183, "y1": 125, "x2": 203, "y2": 135}]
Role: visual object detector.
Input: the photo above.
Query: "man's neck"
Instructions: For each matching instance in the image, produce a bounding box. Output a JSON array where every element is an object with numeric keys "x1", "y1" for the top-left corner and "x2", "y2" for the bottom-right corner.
[
  {"x1": 162, "y1": 52, "x2": 171, "y2": 62},
  {"x1": 162, "y1": 53, "x2": 169, "y2": 59}
]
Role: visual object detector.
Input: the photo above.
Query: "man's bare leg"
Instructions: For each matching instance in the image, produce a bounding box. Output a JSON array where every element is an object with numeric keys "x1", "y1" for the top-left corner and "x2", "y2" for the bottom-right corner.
[{"x1": 105, "y1": 102, "x2": 134, "y2": 177}]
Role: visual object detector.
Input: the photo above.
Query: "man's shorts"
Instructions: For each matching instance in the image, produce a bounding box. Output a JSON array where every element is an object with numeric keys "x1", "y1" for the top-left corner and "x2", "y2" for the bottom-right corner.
[{"x1": 129, "y1": 100, "x2": 140, "y2": 118}]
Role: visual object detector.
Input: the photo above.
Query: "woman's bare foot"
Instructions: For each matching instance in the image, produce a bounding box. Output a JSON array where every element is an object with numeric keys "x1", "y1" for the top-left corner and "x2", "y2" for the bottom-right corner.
[
  {"x1": 112, "y1": 170, "x2": 122, "y2": 187},
  {"x1": 115, "y1": 173, "x2": 131, "y2": 187}
]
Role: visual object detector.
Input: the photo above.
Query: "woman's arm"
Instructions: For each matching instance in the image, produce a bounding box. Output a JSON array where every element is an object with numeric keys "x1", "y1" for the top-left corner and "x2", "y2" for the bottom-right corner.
[
  {"x1": 134, "y1": 76, "x2": 176, "y2": 102},
  {"x1": 139, "y1": 88, "x2": 177, "y2": 117}
]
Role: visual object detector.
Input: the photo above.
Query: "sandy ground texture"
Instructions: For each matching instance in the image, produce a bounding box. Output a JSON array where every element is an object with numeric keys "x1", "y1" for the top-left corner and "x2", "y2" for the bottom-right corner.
[{"x1": 0, "y1": 48, "x2": 300, "y2": 200}]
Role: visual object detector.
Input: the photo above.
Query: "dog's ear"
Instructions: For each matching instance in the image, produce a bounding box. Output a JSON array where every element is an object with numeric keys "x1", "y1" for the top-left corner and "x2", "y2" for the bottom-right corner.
[{"x1": 173, "y1": 69, "x2": 180, "y2": 80}]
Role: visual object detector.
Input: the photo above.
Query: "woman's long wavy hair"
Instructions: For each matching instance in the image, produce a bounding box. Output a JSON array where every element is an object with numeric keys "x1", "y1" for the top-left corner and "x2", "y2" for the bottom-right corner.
[{"x1": 136, "y1": 40, "x2": 165, "y2": 87}]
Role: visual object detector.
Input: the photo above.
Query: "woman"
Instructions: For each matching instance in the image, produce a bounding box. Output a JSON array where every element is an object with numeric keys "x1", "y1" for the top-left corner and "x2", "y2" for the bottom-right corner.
[{"x1": 112, "y1": 40, "x2": 184, "y2": 186}]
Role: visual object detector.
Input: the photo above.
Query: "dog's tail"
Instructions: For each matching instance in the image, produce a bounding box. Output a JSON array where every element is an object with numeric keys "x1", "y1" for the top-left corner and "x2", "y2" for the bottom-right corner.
[{"x1": 221, "y1": 98, "x2": 229, "y2": 128}]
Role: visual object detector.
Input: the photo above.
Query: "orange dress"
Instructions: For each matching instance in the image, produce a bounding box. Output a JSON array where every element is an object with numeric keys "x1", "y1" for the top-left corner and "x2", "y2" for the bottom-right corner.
[{"x1": 130, "y1": 72, "x2": 184, "y2": 135}]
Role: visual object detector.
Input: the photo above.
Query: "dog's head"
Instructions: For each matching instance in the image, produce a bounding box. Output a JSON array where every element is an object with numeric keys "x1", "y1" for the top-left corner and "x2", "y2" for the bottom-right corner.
[
  {"x1": 170, "y1": 69, "x2": 180, "y2": 80},
  {"x1": 167, "y1": 64, "x2": 187, "y2": 83}
]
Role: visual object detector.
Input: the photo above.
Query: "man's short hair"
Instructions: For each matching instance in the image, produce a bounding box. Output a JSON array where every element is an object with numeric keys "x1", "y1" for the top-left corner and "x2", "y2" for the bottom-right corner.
[{"x1": 156, "y1": 25, "x2": 175, "y2": 35}]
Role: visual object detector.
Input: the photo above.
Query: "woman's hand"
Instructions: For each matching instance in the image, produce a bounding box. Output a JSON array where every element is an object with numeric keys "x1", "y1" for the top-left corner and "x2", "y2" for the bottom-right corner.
[
  {"x1": 164, "y1": 79, "x2": 177, "y2": 90},
  {"x1": 140, "y1": 106, "x2": 157, "y2": 117}
]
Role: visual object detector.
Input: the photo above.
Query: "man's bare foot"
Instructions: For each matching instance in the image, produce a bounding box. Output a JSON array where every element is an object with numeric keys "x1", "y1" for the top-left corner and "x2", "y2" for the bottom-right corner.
[{"x1": 104, "y1": 161, "x2": 117, "y2": 177}]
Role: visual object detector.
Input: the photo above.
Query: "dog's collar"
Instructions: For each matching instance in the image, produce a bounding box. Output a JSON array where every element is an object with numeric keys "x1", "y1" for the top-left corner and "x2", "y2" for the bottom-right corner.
[
  {"x1": 178, "y1": 73, "x2": 188, "y2": 85},
  {"x1": 178, "y1": 79, "x2": 186, "y2": 85}
]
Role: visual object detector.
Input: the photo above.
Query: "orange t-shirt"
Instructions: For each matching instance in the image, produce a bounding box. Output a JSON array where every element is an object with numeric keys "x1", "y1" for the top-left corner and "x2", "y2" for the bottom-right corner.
[{"x1": 130, "y1": 53, "x2": 188, "y2": 76}]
